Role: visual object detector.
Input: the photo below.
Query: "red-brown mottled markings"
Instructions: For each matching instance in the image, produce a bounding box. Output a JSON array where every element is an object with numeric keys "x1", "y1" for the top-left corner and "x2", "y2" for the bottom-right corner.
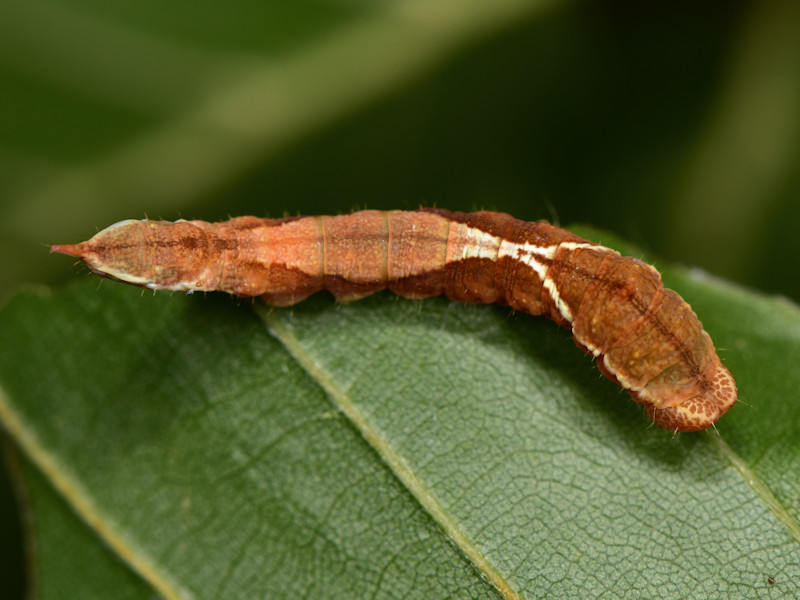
[{"x1": 52, "y1": 208, "x2": 736, "y2": 432}]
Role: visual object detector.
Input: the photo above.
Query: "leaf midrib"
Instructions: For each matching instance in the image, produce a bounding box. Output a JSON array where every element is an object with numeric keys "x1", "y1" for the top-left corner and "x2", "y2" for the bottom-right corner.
[
  {"x1": 707, "y1": 433, "x2": 800, "y2": 543},
  {"x1": 260, "y1": 306, "x2": 520, "y2": 600}
]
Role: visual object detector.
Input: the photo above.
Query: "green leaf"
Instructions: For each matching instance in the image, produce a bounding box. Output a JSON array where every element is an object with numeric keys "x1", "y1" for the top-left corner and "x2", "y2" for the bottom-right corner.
[
  {"x1": 1, "y1": 239, "x2": 799, "y2": 598},
  {"x1": 6, "y1": 448, "x2": 156, "y2": 600}
]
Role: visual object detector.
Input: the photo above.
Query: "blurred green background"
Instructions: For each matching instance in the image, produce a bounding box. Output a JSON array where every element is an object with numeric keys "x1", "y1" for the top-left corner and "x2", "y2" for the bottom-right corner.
[{"x1": 1, "y1": 0, "x2": 798, "y2": 596}]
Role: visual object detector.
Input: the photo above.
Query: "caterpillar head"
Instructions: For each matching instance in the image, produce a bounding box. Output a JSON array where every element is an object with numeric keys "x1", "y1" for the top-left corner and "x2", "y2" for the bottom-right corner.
[{"x1": 644, "y1": 363, "x2": 737, "y2": 432}]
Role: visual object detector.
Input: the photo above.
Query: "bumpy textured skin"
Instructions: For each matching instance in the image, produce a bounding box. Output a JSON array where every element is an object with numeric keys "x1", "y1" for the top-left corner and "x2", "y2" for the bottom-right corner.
[{"x1": 52, "y1": 209, "x2": 736, "y2": 432}]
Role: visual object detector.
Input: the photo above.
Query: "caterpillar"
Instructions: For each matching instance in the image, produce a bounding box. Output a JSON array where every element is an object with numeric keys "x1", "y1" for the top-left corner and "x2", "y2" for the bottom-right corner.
[{"x1": 52, "y1": 208, "x2": 736, "y2": 432}]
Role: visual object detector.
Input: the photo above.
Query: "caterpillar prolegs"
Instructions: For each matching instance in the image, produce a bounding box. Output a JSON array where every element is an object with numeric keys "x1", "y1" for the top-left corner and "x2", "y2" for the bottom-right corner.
[{"x1": 52, "y1": 209, "x2": 737, "y2": 432}]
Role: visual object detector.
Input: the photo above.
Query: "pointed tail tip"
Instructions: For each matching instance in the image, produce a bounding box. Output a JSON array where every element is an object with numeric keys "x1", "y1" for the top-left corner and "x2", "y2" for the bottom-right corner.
[{"x1": 51, "y1": 243, "x2": 83, "y2": 258}]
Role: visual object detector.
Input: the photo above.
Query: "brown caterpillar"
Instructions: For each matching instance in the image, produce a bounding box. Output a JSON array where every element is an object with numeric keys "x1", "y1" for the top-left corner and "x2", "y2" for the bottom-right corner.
[{"x1": 52, "y1": 209, "x2": 736, "y2": 432}]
